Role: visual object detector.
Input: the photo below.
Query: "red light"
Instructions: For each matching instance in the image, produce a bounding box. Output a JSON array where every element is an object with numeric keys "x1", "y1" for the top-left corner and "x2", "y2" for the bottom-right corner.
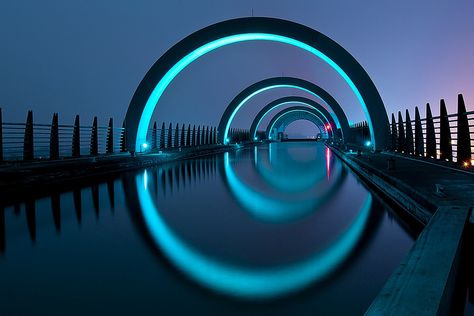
[{"x1": 326, "y1": 124, "x2": 331, "y2": 130}]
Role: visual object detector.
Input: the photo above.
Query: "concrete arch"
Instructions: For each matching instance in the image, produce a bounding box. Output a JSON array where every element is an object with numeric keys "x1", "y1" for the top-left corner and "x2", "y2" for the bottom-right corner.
[
  {"x1": 218, "y1": 77, "x2": 352, "y2": 144},
  {"x1": 249, "y1": 96, "x2": 337, "y2": 141},
  {"x1": 125, "y1": 17, "x2": 389, "y2": 152},
  {"x1": 266, "y1": 107, "x2": 329, "y2": 140}
]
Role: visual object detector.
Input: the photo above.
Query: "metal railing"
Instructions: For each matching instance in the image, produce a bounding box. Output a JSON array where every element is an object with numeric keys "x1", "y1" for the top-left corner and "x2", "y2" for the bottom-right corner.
[{"x1": 0, "y1": 109, "x2": 224, "y2": 162}]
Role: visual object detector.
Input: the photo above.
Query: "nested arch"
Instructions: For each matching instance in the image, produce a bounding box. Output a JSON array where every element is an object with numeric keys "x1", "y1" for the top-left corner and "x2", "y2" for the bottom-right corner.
[
  {"x1": 217, "y1": 77, "x2": 351, "y2": 144},
  {"x1": 249, "y1": 96, "x2": 338, "y2": 141},
  {"x1": 266, "y1": 107, "x2": 329, "y2": 140},
  {"x1": 125, "y1": 17, "x2": 389, "y2": 152}
]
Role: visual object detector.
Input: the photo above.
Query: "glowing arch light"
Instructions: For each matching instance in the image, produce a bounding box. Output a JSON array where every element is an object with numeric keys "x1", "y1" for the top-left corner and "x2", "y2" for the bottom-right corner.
[
  {"x1": 249, "y1": 97, "x2": 338, "y2": 141},
  {"x1": 125, "y1": 18, "x2": 390, "y2": 152},
  {"x1": 267, "y1": 108, "x2": 328, "y2": 140}
]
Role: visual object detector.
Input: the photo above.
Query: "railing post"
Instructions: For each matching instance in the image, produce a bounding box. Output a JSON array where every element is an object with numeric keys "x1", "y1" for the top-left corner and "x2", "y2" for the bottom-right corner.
[
  {"x1": 214, "y1": 127, "x2": 217, "y2": 144},
  {"x1": 106, "y1": 118, "x2": 114, "y2": 154},
  {"x1": 391, "y1": 113, "x2": 397, "y2": 151},
  {"x1": 186, "y1": 124, "x2": 191, "y2": 147},
  {"x1": 205, "y1": 126, "x2": 210, "y2": 145},
  {"x1": 90, "y1": 116, "x2": 98, "y2": 156},
  {"x1": 174, "y1": 123, "x2": 179, "y2": 148},
  {"x1": 167, "y1": 122, "x2": 173, "y2": 148},
  {"x1": 192, "y1": 125, "x2": 196, "y2": 147},
  {"x1": 151, "y1": 122, "x2": 157, "y2": 150},
  {"x1": 439, "y1": 99, "x2": 452, "y2": 161},
  {"x1": 425, "y1": 103, "x2": 436, "y2": 158},
  {"x1": 397, "y1": 111, "x2": 405, "y2": 153},
  {"x1": 50, "y1": 113, "x2": 59, "y2": 159},
  {"x1": 405, "y1": 110, "x2": 414, "y2": 154},
  {"x1": 160, "y1": 122, "x2": 166, "y2": 149},
  {"x1": 456, "y1": 94, "x2": 471, "y2": 166},
  {"x1": 23, "y1": 110, "x2": 34, "y2": 160},
  {"x1": 0, "y1": 108, "x2": 3, "y2": 162},
  {"x1": 414, "y1": 106, "x2": 424, "y2": 156},
  {"x1": 72, "y1": 115, "x2": 80, "y2": 157},
  {"x1": 196, "y1": 126, "x2": 201, "y2": 146},
  {"x1": 120, "y1": 120, "x2": 127, "y2": 152},
  {"x1": 180, "y1": 124, "x2": 185, "y2": 148}
]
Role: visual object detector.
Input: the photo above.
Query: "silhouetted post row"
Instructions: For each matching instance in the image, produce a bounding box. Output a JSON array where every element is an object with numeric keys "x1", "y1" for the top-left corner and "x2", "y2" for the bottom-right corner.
[{"x1": 389, "y1": 94, "x2": 473, "y2": 167}]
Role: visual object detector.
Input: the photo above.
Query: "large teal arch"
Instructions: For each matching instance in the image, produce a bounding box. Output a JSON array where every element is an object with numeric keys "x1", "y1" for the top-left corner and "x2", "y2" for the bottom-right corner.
[
  {"x1": 217, "y1": 77, "x2": 351, "y2": 144},
  {"x1": 125, "y1": 17, "x2": 389, "y2": 152},
  {"x1": 249, "y1": 96, "x2": 338, "y2": 141},
  {"x1": 266, "y1": 107, "x2": 329, "y2": 140}
]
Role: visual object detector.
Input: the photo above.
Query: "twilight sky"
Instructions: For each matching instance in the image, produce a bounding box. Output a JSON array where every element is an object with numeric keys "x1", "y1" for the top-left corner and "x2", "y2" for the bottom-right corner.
[{"x1": 0, "y1": 0, "x2": 473, "y2": 133}]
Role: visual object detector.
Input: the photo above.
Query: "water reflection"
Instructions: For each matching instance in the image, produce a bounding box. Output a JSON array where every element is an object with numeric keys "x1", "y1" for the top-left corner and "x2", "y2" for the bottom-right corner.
[
  {"x1": 123, "y1": 143, "x2": 388, "y2": 300},
  {"x1": 0, "y1": 142, "x2": 419, "y2": 315}
]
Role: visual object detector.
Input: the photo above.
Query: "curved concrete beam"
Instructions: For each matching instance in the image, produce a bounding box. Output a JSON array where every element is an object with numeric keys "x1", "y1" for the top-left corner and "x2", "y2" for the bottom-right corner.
[
  {"x1": 125, "y1": 17, "x2": 389, "y2": 152},
  {"x1": 249, "y1": 96, "x2": 337, "y2": 140},
  {"x1": 266, "y1": 107, "x2": 328, "y2": 139},
  {"x1": 218, "y1": 77, "x2": 351, "y2": 144}
]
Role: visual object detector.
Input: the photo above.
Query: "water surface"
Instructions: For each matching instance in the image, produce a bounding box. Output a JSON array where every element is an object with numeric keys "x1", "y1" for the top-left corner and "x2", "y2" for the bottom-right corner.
[{"x1": 0, "y1": 142, "x2": 416, "y2": 315}]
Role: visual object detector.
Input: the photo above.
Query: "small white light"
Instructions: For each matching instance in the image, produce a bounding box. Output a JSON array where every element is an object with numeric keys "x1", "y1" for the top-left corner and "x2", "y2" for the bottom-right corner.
[
  {"x1": 365, "y1": 141, "x2": 371, "y2": 147},
  {"x1": 142, "y1": 143, "x2": 149, "y2": 149}
]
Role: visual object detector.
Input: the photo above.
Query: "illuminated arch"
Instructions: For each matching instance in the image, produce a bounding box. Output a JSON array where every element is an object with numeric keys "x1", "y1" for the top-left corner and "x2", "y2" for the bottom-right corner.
[
  {"x1": 249, "y1": 96, "x2": 338, "y2": 141},
  {"x1": 125, "y1": 17, "x2": 389, "y2": 152},
  {"x1": 217, "y1": 77, "x2": 351, "y2": 144},
  {"x1": 266, "y1": 107, "x2": 330, "y2": 140}
]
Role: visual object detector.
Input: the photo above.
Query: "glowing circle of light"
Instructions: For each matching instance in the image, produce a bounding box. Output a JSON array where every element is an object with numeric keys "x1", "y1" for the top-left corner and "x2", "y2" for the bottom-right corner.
[
  {"x1": 267, "y1": 109, "x2": 327, "y2": 140},
  {"x1": 128, "y1": 22, "x2": 390, "y2": 151},
  {"x1": 252, "y1": 101, "x2": 333, "y2": 140},
  {"x1": 135, "y1": 170, "x2": 373, "y2": 299}
]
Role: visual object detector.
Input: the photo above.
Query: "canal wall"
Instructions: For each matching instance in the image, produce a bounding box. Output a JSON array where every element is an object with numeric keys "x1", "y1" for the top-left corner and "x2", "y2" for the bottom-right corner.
[{"x1": 328, "y1": 145, "x2": 473, "y2": 315}]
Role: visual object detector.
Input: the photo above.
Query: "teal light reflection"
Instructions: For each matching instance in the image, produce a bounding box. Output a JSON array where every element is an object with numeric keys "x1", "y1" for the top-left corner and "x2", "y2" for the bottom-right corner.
[
  {"x1": 135, "y1": 33, "x2": 372, "y2": 151},
  {"x1": 136, "y1": 171, "x2": 373, "y2": 299},
  {"x1": 253, "y1": 102, "x2": 332, "y2": 140}
]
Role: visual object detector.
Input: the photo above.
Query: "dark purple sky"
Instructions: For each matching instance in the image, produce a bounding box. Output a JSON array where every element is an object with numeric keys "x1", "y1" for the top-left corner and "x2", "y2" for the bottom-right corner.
[{"x1": 1, "y1": 0, "x2": 473, "y2": 133}]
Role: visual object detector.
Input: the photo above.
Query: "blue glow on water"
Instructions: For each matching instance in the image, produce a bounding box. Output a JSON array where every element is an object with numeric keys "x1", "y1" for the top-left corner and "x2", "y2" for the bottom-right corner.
[{"x1": 136, "y1": 170, "x2": 373, "y2": 299}]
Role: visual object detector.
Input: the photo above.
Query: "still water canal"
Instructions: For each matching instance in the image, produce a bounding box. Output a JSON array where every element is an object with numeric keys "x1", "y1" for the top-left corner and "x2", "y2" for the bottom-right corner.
[{"x1": 0, "y1": 142, "x2": 416, "y2": 315}]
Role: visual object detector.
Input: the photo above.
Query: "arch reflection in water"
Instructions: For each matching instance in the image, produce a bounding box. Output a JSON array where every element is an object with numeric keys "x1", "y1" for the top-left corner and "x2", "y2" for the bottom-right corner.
[
  {"x1": 223, "y1": 144, "x2": 347, "y2": 222},
  {"x1": 128, "y1": 144, "x2": 376, "y2": 300}
]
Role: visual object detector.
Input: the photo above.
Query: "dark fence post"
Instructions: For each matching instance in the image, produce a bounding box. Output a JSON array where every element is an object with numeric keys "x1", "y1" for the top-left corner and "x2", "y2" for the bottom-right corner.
[
  {"x1": 151, "y1": 122, "x2": 158, "y2": 150},
  {"x1": 160, "y1": 122, "x2": 166, "y2": 149},
  {"x1": 72, "y1": 115, "x2": 80, "y2": 157},
  {"x1": 192, "y1": 125, "x2": 196, "y2": 147},
  {"x1": 196, "y1": 126, "x2": 201, "y2": 146},
  {"x1": 397, "y1": 111, "x2": 405, "y2": 153},
  {"x1": 90, "y1": 116, "x2": 98, "y2": 156},
  {"x1": 174, "y1": 123, "x2": 179, "y2": 148},
  {"x1": 180, "y1": 124, "x2": 185, "y2": 148},
  {"x1": 50, "y1": 113, "x2": 59, "y2": 159},
  {"x1": 439, "y1": 99, "x2": 452, "y2": 161},
  {"x1": 186, "y1": 124, "x2": 191, "y2": 147},
  {"x1": 214, "y1": 127, "x2": 217, "y2": 144},
  {"x1": 391, "y1": 113, "x2": 397, "y2": 151},
  {"x1": 405, "y1": 110, "x2": 414, "y2": 154},
  {"x1": 426, "y1": 103, "x2": 436, "y2": 158},
  {"x1": 414, "y1": 106, "x2": 424, "y2": 156},
  {"x1": 106, "y1": 118, "x2": 114, "y2": 154},
  {"x1": 120, "y1": 120, "x2": 127, "y2": 152},
  {"x1": 456, "y1": 94, "x2": 471, "y2": 165},
  {"x1": 23, "y1": 110, "x2": 34, "y2": 160},
  {"x1": 0, "y1": 108, "x2": 3, "y2": 162},
  {"x1": 201, "y1": 125, "x2": 205, "y2": 145},
  {"x1": 205, "y1": 126, "x2": 210, "y2": 145},
  {"x1": 167, "y1": 123, "x2": 173, "y2": 148}
]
